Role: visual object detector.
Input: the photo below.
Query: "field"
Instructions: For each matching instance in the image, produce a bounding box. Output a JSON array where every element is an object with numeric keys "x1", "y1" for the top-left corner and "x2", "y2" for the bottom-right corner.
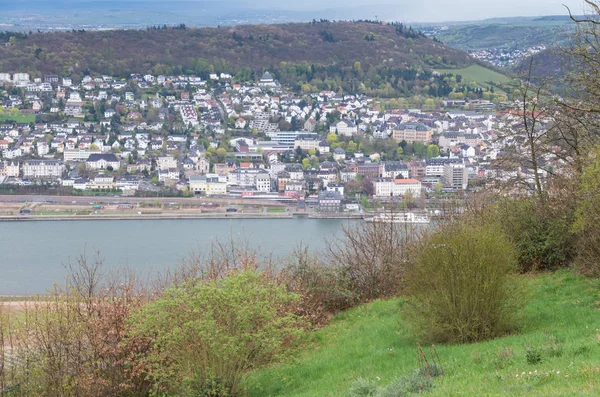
[
  {"x1": 244, "y1": 271, "x2": 600, "y2": 396},
  {"x1": 436, "y1": 64, "x2": 511, "y2": 85},
  {"x1": 0, "y1": 112, "x2": 36, "y2": 123}
]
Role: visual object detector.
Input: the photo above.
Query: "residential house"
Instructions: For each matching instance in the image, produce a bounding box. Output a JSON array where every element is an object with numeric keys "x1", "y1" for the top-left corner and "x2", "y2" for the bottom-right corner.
[
  {"x1": 318, "y1": 190, "x2": 342, "y2": 213},
  {"x1": 86, "y1": 153, "x2": 121, "y2": 170}
]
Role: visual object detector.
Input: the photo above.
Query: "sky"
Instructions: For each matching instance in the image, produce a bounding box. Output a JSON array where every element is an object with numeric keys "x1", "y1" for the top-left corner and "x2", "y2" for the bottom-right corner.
[
  {"x1": 258, "y1": 0, "x2": 589, "y2": 22},
  {"x1": 4, "y1": 0, "x2": 591, "y2": 24}
]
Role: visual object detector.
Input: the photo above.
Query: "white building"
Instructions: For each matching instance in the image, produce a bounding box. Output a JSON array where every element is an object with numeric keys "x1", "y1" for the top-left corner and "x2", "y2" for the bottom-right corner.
[
  {"x1": 374, "y1": 178, "x2": 422, "y2": 198},
  {"x1": 330, "y1": 120, "x2": 358, "y2": 137},
  {"x1": 12, "y1": 73, "x2": 30, "y2": 83},
  {"x1": 22, "y1": 160, "x2": 64, "y2": 179}
]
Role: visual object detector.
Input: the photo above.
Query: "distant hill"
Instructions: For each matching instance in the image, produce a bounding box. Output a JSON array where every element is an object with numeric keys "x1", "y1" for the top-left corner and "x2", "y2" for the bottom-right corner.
[
  {"x1": 430, "y1": 23, "x2": 573, "y2": 52},
  {"x1": 512, "y1": 47, "x2": 568, "y2": 85},
  {"x1": 0, "y1": 21, "x2": 489, "y2": 97},
  {"x1": 0, "y1": 22, "x2": 473, "y2": 76}
]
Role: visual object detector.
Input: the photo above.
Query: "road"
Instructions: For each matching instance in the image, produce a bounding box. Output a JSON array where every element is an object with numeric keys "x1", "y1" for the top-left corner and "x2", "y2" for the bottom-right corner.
[{"x1": 0, "y1": 195, "x2": 288, "y2": 207}]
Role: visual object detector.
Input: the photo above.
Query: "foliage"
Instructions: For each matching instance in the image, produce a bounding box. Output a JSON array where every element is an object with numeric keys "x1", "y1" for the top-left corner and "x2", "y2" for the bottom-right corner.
[
  {"x1": 128, "y1": 270, "x2": 305, "y2": 396},
  {"x1": 281, "y1": 245, "x2": 358, "y2": 325},
  {"x1": 0, "y1": 250, "x2": 153, "y2": 396},
  {"x1": 573, "y1": 146, "x2": 600, "y2": 275},
  {"x1": 485, "y1": 197, "x2": 576, "y2": 273},
  {"x1": 405, "y1": 221, "x2": 519, "y2": 344},
  {"x1": 0, "y1": 22, "x2": 477, "y2": 98},
  {"x1": 326, "y1": 213, "x2": 423, "y2": 303}
]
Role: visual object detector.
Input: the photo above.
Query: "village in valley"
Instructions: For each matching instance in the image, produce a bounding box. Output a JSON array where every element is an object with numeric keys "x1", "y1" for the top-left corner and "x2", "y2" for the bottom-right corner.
[{"x1": 0, "y1": 69, "x2": 551, "y2": 216}]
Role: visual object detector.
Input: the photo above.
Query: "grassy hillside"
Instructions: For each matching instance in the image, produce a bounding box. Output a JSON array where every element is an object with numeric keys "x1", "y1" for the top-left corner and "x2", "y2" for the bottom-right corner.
[
  {"x1": 436, "y1": 64, "x2": 510, "y2": 84},
  {"x1": 0, "y1": 112, "x2": 35, "y2": 123},
  {"x1": 0, "y1": 22, "x2": 473, "y2": 78},
  {"x1": 244, "y1": 271, "x2": 600, "y2": 396}
]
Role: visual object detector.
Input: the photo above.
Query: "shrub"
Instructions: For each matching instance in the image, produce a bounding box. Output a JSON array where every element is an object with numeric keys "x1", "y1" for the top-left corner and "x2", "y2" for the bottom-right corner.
[
  {"x1": 405, "y1": 222, "x2": 519, "y2": 344},
  {"x1": 281, "y1": 245, "x2": 358, "y2": 325},
  {"x1": 487, "y1": 198, "x2": 575, "y2": 273},
  {"x1": 4, "y1": 251, "x2": 153, "y2": 397},
  {"x1": 326, "y1": 214, "x2": 424, "y2": 303},
  {"x1": 574, "y1": 147, "x2": 600, "y2": 275},
  {"x1": 129, "y1": 270, "x2": 306, "y2": 397},
  {"x1": 525, "y1": 347, "x2": 542, "y2": 365}
]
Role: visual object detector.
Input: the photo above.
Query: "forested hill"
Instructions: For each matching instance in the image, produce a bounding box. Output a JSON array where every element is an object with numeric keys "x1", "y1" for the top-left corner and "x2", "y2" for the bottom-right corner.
[{"x1": 0, "y1": 21, "x2": 475, "y2": 87}]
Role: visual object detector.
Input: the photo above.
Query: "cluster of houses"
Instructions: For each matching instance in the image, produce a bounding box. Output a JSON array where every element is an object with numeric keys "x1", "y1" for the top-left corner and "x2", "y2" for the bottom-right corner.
[
  {"x1": 0, "y1": 70, "x2": 560, "y2": 212},
  {"x1": 468, "y1": 45, "x2": 548, "y2": 68}
]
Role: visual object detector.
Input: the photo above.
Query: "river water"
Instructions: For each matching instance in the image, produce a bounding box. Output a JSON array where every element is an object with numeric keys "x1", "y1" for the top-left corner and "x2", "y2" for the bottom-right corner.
[{"x1": 0, "y1": 218, "x2": 354, "y2": 294}]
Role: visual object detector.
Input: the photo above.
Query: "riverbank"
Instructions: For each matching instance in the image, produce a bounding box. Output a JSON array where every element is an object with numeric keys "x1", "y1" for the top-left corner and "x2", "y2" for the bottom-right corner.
[
  {"x1": 0, "y1": 213, "x2": 295, "y2": 221},
  {"x1": 0, "y1": 213, "x2": 367, "y2": 221}
]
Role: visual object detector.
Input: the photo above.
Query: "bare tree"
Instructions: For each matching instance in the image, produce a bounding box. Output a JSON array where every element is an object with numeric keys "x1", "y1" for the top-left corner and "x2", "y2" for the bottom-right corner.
[{"x1": 493, "y1": 56, "x2": 553, "y2": 200}]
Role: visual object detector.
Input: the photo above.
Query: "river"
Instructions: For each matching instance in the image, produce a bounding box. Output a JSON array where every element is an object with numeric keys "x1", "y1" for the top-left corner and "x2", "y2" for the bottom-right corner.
[{"x1": 0, "y1": 218, "x2": 354, "y2": 294}]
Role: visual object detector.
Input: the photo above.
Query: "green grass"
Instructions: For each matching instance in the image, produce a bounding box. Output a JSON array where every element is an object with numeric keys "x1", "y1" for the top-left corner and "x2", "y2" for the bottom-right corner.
[
  {"x1": 436, "y1": 64, "x2": 511, "y2": 85},
  {"x1": 267, "y1": 208, "x2": 286, "y2": 213},
  {"x1": 0, "y1": 112, "x2": 36, "y2": 123},
  {"x1": 244, "y1": 271, "x2": 600, "y2": 396}
]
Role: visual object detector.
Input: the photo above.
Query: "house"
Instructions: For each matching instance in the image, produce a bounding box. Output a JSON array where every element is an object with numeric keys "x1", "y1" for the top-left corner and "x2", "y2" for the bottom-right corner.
[
  {"x1": 157, "y1": 156, "x2": 178, "y2": 171},
  {"x1": 36, "y1": 141, "x2": 50, "y2": 156},
  {"x1": 196, "y1": 157, "x2": 210, "y2": 174},
  {"x1": 304, "y1": 118, "x2": 317, "y2": 132},
  {"x1": 0, "y1": 161, "x2": 19, "y2": 177},
  {"x1": 326, "y1": 183, "x2": 345, "y2": 196},
  {"x1": 90, "y1": 174, "x2": 115, "y2": 190},
  {"x1": 159, "y1": 168, "x2": 180, "y2": 182},
  {"x1": 86, "y1": 153, "x2": 121, "y2": 170},
  {"x1": 44, "y1": 75, "x2": 59, "y2": 84},
  {"x1": 235, "y1": 118, "x2": 247, "y2": 129},
  {"x1": 318, "y1": 190, "x2": 342, "y2": 213},
  {"x1": 259, "y1": 71, "x2": 277, "y2": 87},
  {"x1": 333, "y1": 147, "x2": 346, "y2": 162},
  {"x1": 330, "y1": 120, "x2": 358, "y2": 137},
  {"x1": 381, "y1": 162, "x2": 409, "y2": 179},
  {"x1": 104, "y1": 109, "x2": 116, "y2": 119}
]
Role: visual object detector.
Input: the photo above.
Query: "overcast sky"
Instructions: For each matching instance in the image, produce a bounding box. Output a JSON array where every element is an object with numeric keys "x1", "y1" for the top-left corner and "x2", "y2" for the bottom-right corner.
[{"x1": 253, "y1": 0, "x2": 588, "y2": 22}]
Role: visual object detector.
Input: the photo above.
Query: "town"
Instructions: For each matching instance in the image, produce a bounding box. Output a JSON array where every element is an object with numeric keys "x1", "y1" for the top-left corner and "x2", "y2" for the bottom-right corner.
[{"x1": 0, "y1": 70, "x2": 550, "y2": 215}]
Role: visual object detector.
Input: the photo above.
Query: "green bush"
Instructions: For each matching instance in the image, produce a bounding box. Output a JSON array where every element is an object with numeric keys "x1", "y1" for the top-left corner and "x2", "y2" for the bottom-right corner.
[
  {"x1": 129, "y1": 270, "x2": 306, "y2": 397},
  {"x1": 405, "y1": 222, "x2": 520, "y2": 344},
  {"x1": 573, "y1": 147, "x2": 600, "y2": 275},
  {"x1": 489, "y1": 198, "x2": 575, "y2": 273},
  {"x1": 282, "y1": 246, "x2": 358, "y2": 325}
]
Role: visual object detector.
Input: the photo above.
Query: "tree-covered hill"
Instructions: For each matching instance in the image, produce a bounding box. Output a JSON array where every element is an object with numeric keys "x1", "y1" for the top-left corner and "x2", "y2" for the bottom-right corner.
[
  {"x1": 0, "y1": 21, "x2": 475, "y2": 84},
  {"x1": 432, "y1": 23, "x2": 573, "y2": 52}
]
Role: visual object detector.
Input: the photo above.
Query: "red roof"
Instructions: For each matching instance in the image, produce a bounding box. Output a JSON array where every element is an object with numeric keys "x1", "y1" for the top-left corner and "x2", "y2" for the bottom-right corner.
[{"x1": 394, "y1": 178, "x2": 420, "y2": 184}]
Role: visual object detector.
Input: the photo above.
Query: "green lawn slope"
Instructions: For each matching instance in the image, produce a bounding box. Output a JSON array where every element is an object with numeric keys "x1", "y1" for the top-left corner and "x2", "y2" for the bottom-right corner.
[
  {"x1": 244, "y1": 271, "x2": 600, "y2": 396},
  {"x1": 0, "y1": 112, "x2": 35, "y2": 123},
  {"x1": 437, "y1": 64, "x2": 510, "y2": 83}
]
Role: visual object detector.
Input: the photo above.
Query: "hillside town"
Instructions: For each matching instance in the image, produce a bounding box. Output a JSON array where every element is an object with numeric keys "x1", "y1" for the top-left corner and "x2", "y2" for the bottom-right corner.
[{"x1": 0, "y1": 70, "x2": 554, "y2": 213}]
